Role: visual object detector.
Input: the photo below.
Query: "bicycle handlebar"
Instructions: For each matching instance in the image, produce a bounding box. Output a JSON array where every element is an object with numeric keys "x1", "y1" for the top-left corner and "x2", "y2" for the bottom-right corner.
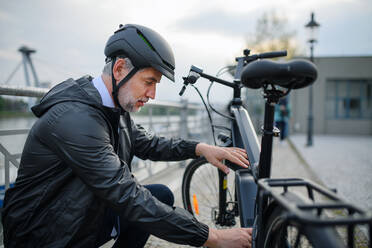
[
  {"x1": 256, "y1": 50, "x2": 287, "y2": 59},
  {"x1": 179, "y1": 49, "x2": 288, "y2": 96}
]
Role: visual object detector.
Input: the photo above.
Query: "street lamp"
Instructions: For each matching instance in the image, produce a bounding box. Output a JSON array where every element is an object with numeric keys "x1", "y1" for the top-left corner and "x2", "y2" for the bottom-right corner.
[{"x1": 305, "y1": 12, "x2": 320, "y2": 147}]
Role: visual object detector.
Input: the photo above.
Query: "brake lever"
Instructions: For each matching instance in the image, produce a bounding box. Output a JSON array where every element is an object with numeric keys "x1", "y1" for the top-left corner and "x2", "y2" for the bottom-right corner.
[
  {"x1": 179, "y1": 66, "x2": 203, "y2": 96},
  {"x1": 179, "y1": 80, "x2": 188, "y2": 96}
]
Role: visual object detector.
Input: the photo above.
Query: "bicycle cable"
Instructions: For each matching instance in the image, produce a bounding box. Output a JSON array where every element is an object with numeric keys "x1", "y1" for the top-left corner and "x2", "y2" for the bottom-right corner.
[
  {"x1": 206, "y1": 82, "x2": 235, "y2": 121},
  {"x1": 190, "y1": 84, "x2": 217, "y2": 145},
  {"x1": 189, "y1": 65, "x2": 237, "y2": 145},
  {"x1": 206, "y1": 66, "x2": 236, "y2": 121}
]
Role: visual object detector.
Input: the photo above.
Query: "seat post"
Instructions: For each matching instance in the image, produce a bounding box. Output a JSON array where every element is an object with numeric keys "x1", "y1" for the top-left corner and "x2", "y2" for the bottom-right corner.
[{"x1": 258, "y1": 90, "x2": 282, "y2": 179}]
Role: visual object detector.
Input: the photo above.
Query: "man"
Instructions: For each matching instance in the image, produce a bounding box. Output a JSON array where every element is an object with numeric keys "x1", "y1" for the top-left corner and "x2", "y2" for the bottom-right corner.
[
  {"x1": 2, "y1": 24, "x2": 252, "y2": 247},
  {"x1": 274, "y1": 96, "x2": 290, "y2": 141}
]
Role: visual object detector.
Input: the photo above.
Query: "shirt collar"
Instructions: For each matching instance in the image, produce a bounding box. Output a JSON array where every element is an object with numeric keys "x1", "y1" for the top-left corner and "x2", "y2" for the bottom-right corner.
[{"x1": 92, "y1": 76, "x2": 115, "y2": 108}]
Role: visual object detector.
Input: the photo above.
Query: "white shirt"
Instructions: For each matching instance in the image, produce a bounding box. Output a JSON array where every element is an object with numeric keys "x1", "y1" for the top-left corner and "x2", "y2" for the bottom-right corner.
[{"x1": 92, "y1": 76, "x2": 115, "y2": 108}]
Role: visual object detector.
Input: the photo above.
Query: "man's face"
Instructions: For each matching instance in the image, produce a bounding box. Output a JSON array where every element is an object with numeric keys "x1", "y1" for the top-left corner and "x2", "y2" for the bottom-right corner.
[{"x1": 117, "y1": 67, "x2": 162, "y2": 112}]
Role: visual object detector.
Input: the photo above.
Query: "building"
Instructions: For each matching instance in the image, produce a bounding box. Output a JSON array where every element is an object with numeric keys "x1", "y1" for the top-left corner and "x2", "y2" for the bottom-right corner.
[{"x1": 291, "y1": 56, "x2": 372, "y2": 135}]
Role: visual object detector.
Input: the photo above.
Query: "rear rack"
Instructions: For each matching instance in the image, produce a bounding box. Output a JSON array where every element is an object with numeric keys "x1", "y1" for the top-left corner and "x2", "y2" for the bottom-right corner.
[{"x1": 257, "y1": 178, "x2": 372, "y2": 247}]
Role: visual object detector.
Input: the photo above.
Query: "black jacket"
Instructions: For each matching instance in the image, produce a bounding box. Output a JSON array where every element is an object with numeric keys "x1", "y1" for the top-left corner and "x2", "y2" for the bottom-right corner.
[{"x1": 2, "y1": 76, "x2": 209, "y2": 247}]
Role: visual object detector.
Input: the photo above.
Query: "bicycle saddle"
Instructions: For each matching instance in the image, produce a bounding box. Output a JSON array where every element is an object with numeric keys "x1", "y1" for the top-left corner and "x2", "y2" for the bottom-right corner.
[{"x1": 240, "y1": 59, "x2": 317, "y2": 89}]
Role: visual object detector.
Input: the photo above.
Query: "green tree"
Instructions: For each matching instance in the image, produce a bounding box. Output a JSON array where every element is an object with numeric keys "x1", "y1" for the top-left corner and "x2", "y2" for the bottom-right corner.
[
  {"x1": 235, "y1": 11, "x2": 304, "y2": 131},
  {"x1": 227, "y1": 11, "x2": 303, "y2": 78},
  {"x1": 0, "y1": 96, "x2": 28, "y2": 111},
  {"x1": 0, "y1": 96, "x2": 4, "y2": 110},
  {"x1": 246, "y1": 11, "x2": 303, "y2": 59}
]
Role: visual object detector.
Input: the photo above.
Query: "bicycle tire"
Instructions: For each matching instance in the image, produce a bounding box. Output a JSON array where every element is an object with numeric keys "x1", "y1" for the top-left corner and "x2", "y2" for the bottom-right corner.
[
  {"x1": 182, "y1": 157, "x2": 237, "y2": 228},
  {"x1": 263, "y1": 192, "x2": 345, "y2": 248}
]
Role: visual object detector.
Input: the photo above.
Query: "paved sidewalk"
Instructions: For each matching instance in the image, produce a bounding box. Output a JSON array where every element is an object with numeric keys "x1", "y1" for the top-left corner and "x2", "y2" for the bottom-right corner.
[{"x1": 289, "y1": 134, "x2": 372, "y2": 211}]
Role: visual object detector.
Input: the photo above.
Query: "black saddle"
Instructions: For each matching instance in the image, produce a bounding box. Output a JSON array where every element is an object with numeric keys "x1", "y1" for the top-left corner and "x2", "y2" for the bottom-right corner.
[{"x1": 240, "y1": 59, "x2": 317, "y2": 89}]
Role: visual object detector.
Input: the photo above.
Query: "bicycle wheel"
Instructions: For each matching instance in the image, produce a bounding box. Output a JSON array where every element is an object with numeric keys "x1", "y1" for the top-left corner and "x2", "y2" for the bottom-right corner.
[
  {"x1": 182, "y1": 157, "x2": 237, "y2": 228},
  {"x1": 263, "y1": 192, "x2": 345, "y2": 248}
]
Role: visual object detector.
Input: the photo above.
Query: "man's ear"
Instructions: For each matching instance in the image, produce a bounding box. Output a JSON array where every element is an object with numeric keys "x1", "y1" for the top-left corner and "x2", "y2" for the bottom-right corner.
[{"x1": 113, "y1": 58, "x2": 128, "y2": 82}]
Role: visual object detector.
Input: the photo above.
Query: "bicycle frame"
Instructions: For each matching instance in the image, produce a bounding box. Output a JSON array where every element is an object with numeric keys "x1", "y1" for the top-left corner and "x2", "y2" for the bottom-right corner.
[
  {"x1": 230, "y1": 105, "x2": 260, "y2": 167},
  {"x1": 218, "y1": 104, "x2": 261, "y2": 227}
]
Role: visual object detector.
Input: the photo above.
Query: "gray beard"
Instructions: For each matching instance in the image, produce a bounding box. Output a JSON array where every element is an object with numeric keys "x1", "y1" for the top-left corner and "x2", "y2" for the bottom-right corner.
[{"x1": 118, "y1": 85, "x2": 140, "y2": 113}]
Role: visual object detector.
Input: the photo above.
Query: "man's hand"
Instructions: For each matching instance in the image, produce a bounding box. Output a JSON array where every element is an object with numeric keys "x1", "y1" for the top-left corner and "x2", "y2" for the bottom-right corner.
[
  {"x1": 195, "y1": 143, "x2": 249, "y2": 174},
  {"x1": 204, "y1": 228, "x2": 252, "y2": 248}
]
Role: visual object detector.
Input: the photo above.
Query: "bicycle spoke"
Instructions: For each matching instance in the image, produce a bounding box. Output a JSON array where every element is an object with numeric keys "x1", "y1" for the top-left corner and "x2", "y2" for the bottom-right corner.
[
  {"x1": 189, "y1": 164, "x2": 218, "y2": 205},
  {"x1": 183, "y1": 159, "x2": 237, "y2": 228},
  {"x1": 199, "y1": 164, "x2": 219, "y2": 195}
]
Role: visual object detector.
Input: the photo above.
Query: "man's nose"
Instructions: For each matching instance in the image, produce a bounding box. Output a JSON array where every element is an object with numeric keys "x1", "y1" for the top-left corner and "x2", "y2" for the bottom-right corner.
[{"x1": 146, "y1": 84, "x2": 156, "y2": 99}]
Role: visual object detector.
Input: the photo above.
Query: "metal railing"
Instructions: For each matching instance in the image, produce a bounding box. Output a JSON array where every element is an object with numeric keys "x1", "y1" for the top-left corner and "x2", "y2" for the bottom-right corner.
[
  {"x1": 0, "y1": 129, "x2": 25, "y2": 190},
  {"x1": 0, "y1": 85, "x2": 211, "y2": 190}
]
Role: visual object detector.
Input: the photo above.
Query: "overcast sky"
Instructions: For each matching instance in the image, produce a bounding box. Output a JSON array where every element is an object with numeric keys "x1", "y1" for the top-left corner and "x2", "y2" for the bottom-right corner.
[{"x1": 0, "y1": 0, "x2": 371, "y2": 104}]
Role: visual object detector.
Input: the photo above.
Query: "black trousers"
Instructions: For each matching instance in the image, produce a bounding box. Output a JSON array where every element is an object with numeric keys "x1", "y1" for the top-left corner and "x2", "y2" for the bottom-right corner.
[
  {"x1": 276, "y1": 121, "x2": 288, "y2": 141},
  {"x1": 95, "y1": 184, "x2": 174, "y2": 248}
]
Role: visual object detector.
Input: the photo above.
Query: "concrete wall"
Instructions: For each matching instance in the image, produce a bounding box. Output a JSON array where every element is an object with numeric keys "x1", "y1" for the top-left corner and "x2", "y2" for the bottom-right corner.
[{"x1": 291, "y1": 56, "x2": 372, "y2": 135}]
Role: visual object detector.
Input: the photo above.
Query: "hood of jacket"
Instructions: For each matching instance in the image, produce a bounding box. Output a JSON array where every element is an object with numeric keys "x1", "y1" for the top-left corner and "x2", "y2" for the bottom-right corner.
[{"x1": 31, "y1": 76, "x2": 107, "y2": 118}]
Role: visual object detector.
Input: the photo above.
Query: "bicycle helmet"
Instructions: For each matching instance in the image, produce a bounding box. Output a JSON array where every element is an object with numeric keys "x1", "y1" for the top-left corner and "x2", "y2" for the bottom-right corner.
[{"x1": 104, "y1": 24, "x2": 175, "y2": 108}]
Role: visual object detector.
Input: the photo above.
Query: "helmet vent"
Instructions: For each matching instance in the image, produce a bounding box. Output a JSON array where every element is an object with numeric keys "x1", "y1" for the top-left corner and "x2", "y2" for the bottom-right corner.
[
  {"x1": 162, "y1": 59, "x2": 175, "y2": 70},
  {"x1": 137, "y1": 30, "x2": 174, "y2": 70},
  {"x1": 137, "y1": 31, "x2": 155, "y2": 51}
]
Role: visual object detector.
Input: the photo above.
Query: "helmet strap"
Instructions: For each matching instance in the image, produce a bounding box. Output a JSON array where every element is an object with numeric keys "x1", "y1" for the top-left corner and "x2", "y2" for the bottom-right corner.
[{"x1": 110, "y1": 57, "x2": 139, "y2": 111}]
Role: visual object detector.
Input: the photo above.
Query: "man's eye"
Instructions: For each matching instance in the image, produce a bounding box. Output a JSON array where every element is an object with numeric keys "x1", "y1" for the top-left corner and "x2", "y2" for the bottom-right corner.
[{"x1": 146, "y1": 81, "x2": 154, "y2": 85}]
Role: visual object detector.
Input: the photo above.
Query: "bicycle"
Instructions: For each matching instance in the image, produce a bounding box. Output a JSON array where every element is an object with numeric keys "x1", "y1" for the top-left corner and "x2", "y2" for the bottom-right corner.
[{"x1": 179, "y1": 49, "x2": 372, "y2": 247}]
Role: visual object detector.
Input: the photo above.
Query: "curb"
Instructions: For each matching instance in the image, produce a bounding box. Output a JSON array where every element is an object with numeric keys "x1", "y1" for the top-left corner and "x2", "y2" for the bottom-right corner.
[{"x1": 287, "y1": 137, "x2": 325, "y2": 187}]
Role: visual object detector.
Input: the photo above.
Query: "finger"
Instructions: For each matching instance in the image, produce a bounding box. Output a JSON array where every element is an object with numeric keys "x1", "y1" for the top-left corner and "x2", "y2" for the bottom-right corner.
[
  {"x1": 231, "y1": 147, "x2": 248, "y2": 154},
  {"x1": 235, "y1": 147, "x2": 248, "y2": 155},
  {"x1": 245, "y1": 231, "x2": 252, "y2": 248},
  {"x1": 229, "y1": 151, "x2": 250, "y2": 167},
  {"x1": 230, "y1": 146, "x2": 245, "y2": 152},
  {"x1": 247, "y1": 229, "x2": 252, "y2": 248},
  {"x1": 226, "y1": 153, "x2": 249, "y2": 168},
  {"x1": 213, "y1": 160, "x2": 230, "y2": 174},
  {"x1": 227, "y1": 147, "x2": 248, "y2": 159},
  {"x1": 236, "y1": 154, "x2": 250, "y2": 167},
  {"x1": 225, "y1": 147, "x2": 247, "y2": 160},
  {"x1": 230, "y1": 149, "x2": 248, "y2": 159},
  {"x1": 230, "y1": 150, "x2": 250, "y2": 165},
  {"x1": 227, "y1": 147, "x2": 246, "y2": 153}
]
